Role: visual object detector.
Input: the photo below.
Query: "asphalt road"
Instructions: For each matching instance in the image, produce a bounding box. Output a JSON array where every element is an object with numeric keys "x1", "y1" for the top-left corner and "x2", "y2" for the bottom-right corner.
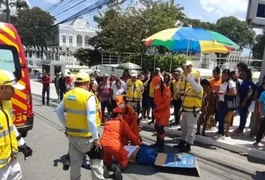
[{"x1": 17, "y1": 98, "x2": 265, "y2": 180}]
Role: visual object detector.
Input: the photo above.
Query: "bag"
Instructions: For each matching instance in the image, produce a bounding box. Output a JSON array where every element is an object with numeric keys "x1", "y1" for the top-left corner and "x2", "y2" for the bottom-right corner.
[{"x1": 225, "y1": 81, "x2": 240, "y2": 111}]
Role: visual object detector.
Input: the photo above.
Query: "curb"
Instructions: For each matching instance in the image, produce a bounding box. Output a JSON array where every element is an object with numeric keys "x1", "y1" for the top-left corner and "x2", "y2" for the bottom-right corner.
[
  {"x1": 31, "y1": 93, "x2": 265, "y2": 161},
  {"x1": 141, "y1": 123, "x2": 265, "y2": 161}
]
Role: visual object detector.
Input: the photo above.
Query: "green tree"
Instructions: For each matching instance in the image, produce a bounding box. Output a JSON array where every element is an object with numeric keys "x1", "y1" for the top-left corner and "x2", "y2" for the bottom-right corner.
[
  {"x1": 73, "y1": 48, "x2": 101, "y2": 67},
  {"x1": 13, "y1": 7, "x2": 55, "y2": 46},
  {"x1": 252, "y1": 34, "x2": 265, "y2": 59},
  {"x1": 184, "y1": 18, "x2": 216, "y2": 31},
  {"x1": 90, "y1": 0, "x2": 186, "y2": 53},
  {"x1": 215, "y1": 16, "x2": 255, "y2": 49}
]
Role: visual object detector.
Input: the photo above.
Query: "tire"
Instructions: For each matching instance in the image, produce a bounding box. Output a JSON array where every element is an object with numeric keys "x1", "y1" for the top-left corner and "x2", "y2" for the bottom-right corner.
[{"x1": 20, "y1": 131, "x2": 28, "y2": 138}]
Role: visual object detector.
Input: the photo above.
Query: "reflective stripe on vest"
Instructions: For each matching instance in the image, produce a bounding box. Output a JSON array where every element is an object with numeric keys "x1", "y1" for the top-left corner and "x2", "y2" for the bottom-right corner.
[
  {"x1": 65, "y1": 108, "x2": 86, "y2": 115},
  {"x1": 0, "y1": 125, "x2": 13, "y2": 138},
  {"x1": 185, "y1": 94, "x2": 203, "y2": 100},
  {"x1": 0, "y1": 156, "x2": 10, "y2": 166},
  {"x1": 66, "y1": 127, "x2": 92, "y2": 134},
  {"x1": 0, "y1": 150, "x2": 18, "y2": 166}
]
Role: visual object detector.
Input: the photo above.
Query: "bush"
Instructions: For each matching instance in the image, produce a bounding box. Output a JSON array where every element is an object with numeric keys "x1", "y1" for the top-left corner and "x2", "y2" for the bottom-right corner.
[{"x1": 123, "y1": 54, "x2": 191, "y2": 72}]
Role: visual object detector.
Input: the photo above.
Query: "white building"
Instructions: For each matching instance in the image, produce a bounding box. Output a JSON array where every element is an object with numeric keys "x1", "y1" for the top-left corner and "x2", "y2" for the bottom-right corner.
[{"x1": 46, "y1": 17, "x2": 100, "y2": 66}]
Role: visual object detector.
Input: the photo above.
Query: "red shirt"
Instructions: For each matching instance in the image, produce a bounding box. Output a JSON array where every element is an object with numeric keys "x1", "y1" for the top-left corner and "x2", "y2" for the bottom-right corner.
[{"x1": 42, "y1": 75, "x2": 50, "y2": 89}]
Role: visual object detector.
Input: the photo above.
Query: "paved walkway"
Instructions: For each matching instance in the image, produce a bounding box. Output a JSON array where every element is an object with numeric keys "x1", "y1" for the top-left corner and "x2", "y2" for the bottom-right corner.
[{"x1": 30, "y1": 79, "x2": 265, "y2": 160}]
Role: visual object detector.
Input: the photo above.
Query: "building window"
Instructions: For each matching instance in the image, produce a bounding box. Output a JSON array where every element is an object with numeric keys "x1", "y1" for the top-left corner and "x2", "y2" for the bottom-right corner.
[
  {"x1": 62, "y1": 35, "x2": 66, "y2": 43},
  {"x1": 69, "y1": 36, "x2": 73, "y2": 44}
]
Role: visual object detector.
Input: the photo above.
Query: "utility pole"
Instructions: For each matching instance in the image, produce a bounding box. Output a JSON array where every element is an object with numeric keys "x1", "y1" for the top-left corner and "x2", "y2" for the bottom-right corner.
[{"x1": 5, "y1": 0, "x2": 10, "y2": 23}]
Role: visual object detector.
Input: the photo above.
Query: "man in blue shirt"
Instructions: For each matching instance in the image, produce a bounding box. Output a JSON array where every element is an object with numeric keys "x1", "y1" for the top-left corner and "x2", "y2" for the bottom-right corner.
[
  {"x1": 234, "y1": 68, "x2": 255, "y2": 134},
  {"x1": 254, "y1": 91, "x2": 265, "y2": 145}
]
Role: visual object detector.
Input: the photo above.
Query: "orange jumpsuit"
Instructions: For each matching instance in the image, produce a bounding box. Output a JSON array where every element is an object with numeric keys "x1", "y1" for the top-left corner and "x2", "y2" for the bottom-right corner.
[
  {"x1": 154, "y1": 85, "x2": 171, "y2": 140},
  {"x1": 100, "y1": 118, "x2": 142, "y2": 168},
  {"x1": 121, "y1": 105, "x2": 141, "y2": 145}
]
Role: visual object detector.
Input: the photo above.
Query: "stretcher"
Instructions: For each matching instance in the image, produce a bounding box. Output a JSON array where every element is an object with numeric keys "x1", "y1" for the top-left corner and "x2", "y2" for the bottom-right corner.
[{"x1": 155, "y1": 153, "x2": 201, "y2": 177}]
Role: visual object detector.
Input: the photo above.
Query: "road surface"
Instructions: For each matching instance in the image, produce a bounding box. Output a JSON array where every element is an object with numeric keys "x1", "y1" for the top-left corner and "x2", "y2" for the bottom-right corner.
[{"x1": 17, "y1": 98, "x2": 265, "y2": 180}]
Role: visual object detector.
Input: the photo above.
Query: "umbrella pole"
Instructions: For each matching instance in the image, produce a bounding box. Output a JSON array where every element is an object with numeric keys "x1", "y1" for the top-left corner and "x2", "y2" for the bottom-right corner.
[{"x1": 186, "y1": 40, "x2": 190, "y2": 55}]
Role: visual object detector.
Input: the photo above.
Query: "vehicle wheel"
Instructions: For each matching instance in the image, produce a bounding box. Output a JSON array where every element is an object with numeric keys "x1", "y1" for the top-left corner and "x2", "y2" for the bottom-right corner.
[{"x1": 21, "y1": 131, "x2": 28, "y2": 138}]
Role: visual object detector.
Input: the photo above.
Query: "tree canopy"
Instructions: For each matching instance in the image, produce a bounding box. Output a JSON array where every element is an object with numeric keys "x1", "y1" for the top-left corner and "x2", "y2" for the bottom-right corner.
[
  {"x1": 89, "y1": 1, "x2": 255, "y2": 55},
  {"x1": 89, "y1": 0, "x2": 186, "y2": 53},
  {"x1": 13, "y1": 7, "x2": 55, "y2": 47},
  {"x1": 252, "y1": 34, "x2": 265, "y2": 59}
]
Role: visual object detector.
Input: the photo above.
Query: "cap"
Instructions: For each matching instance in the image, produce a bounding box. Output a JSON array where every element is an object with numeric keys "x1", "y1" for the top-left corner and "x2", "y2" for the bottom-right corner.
[
  {"x1": 185, "y1": 60, "x2": 193, "y2": 66},
  {"x1": 113, "y1": 107, "x2": 123, "y2": 114},
  {"x1": 151, "y1": 76, "x2": 161, "y2": 88},
  {"x1": 173, "y1": 68, "x2": 181, "y2": 75},
  {"x1": 116, "y1": 95, "x2": 125, "y2": 105},
  {"x1": 155, "y1": 68, "x2": 161, "y2": 71},
  {"x1": 131, "y1": 70, "x2": 137, "y2": 77},
  {"x1": 0, "y1": 69, "x2": 24, "y2": 90},
  {"x1": 75, "y1": 72, "x2": 90, "y2": 83},
  {"x1": 103, "y1": 74, "x2": 108, "y2": 77}
]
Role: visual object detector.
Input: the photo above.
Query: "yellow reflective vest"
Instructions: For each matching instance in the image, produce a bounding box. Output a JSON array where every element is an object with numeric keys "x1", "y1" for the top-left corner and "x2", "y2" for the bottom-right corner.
[
  {"x1": 126, "y1": 79, "x2": 143, "y2": 101},
  {"x1": 64, "y1": 87, "x2": 101, "y2": 138},
  {"x1": 179, "y1": 69, "x2": 200, "y2": 99},
  {"x1": 0, "y1": 101, "x2": 19, "y2": 169},
  {"x1": 172, "y1": 80, "x2": 180, "y2": 100},
  {"x1": 182, "y1": 87, "x2": 203, "y2": 112}
]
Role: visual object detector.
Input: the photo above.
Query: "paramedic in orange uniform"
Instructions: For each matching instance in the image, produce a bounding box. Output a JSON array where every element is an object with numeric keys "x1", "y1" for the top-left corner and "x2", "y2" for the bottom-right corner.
[
  {"x1": 115, "y1": 95, "x2": 141, "y2": 145},
  {"x1": 100, "y1": 108, "x2": 142, "y2": 180},
  {"x1": 150, "y1": 76, "x2": 171, "y2": 152}
]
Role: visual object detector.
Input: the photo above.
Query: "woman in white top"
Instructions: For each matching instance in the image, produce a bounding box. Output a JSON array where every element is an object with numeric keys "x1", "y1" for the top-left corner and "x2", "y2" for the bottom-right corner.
[
  {"x1": 110, "y1": 78, "x2": 126, "y2": 110},
  {"x1": 216, "y1": 69, "x2": 237, "y2": 139}
]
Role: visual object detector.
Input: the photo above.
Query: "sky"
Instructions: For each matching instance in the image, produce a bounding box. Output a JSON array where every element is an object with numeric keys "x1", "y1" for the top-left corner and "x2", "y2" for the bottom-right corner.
[{"x1": 28, "y1": 0, "x2": 263, "y2": 55}]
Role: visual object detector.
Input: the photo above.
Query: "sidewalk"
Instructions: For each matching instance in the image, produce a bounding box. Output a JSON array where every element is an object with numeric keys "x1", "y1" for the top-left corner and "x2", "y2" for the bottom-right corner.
[{"x1": 30, "y1": 79, "x2": 265, "y2": 160}]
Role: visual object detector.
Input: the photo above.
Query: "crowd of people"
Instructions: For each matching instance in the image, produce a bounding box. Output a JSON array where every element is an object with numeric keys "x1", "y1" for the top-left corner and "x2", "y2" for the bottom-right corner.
[{"x1": 41, "y1": 60, "x2": 265, "y2": 180}]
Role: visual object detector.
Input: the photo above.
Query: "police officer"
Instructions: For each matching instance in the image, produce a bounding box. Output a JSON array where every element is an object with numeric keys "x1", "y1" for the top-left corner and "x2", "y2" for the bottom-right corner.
[
  {"x1": 0, "y1": 69, "x2": 32, "y2": 180},
  {"x1": 125, "y1": 70, "x2": 144, "y2": 124},
  {"x1": 56, "y1": 72, "x2": 104, "y2": 180},
  {"x1": 174, "y1": 61, "x2": 203, "y2": 152}
]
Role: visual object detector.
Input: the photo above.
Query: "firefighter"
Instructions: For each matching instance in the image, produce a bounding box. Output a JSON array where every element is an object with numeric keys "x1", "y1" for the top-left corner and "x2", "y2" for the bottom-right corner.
[
  {"x1": 150, "y1": 76, "x2": 171, "y2": 152},
  {"x1": 116, "y1": 95, "x2": 141, "y2": 145},
  {"x1": 100, "y1": 107, "x2": 142, "y2": 180},
  {"x1": 174, "y1": 61, "x2": 203, "y2": 152},
  {"x1": 125, "y1": 70, "x2": 144, "y2": 124},
  {"x1": 56, "y1": 72, "x2": 104, "y2": 180},
  {"x1": 0, "y1": 69, "x2": 32, "y2": 179}
]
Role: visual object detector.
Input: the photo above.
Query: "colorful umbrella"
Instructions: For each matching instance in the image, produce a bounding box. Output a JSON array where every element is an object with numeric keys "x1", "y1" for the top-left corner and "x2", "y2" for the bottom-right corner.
[{"x1": 144, "y1": 27, "x2": 239, "y2": 54}]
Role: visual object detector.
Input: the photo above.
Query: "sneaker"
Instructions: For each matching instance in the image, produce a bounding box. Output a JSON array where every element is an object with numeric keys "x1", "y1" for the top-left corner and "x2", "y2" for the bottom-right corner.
[
  {"x1": 253, "y1": 142, "x2": 260, "y2": 146},
  {"x1": 214, "y1": 134, "x2": 225, "y2": 140},
  {"x1": 103, "y1": 165, "x2": 111, "y2": 178}
]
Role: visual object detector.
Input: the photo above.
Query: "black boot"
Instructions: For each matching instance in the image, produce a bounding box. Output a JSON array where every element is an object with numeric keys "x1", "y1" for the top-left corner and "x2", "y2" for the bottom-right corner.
[
  {"x1": 150, "y1": 137, "x2": 159, "y2": 148},
  {"x1": 179, "y1": 143, "x2": 191, "y2": 152},
  {"x1": 63, "y1": 153, "x2": 70, "y2": 170},
  {"x1": 156, "y1": 138, "x2": 164, "y2": 152},
  {"x1": 110, "y1": 164, "x2": 123, "y2": 180},
  {"x1": 173, "y1": 140, "x2": 186, "y2": 149}
]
